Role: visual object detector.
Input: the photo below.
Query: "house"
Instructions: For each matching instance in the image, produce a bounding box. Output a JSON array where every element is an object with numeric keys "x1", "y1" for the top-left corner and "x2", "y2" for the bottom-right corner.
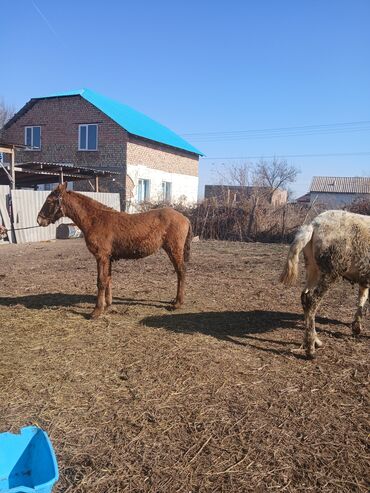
[
  {"x1": 296, "y1": 192, "x2": 310, "y2": 204},
  {"x1": 2, "y1": 89, "x2": 203, "y2": 209},
  {"x1": 309, "y1": 176, "x2": 370, "y2": 207},
  {"x1": 204, "y1": 185, "x2": 288, "y2": 207}
]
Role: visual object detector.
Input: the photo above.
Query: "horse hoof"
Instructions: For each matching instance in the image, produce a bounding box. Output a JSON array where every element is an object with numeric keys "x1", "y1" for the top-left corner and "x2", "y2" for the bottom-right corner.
[
  {"x1": 90, "y1": 309, "x2": 102, "y2": 319},
  {"x1": 352, "y1": 321, "x2": 361, "y2": 336},
  {"x1": 105, "y1": 305, "x2": 116, "y2": 313},
  {"x1": 315, "y1": 338, "x2": 323, "y2": 348},
  {"x1": 169, "y1": 302, "x2": 182, "y2": 311},
  {"x1": 290, "y1": 346, "x2": 304, "y2": 355},
  {"x1": 306, "y1": 351, "x2": 316, "y2": 360}
]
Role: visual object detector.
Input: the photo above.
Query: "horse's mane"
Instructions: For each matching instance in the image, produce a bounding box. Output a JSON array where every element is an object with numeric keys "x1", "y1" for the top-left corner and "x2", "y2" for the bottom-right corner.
[{"x1": 66, "y1": 190, "x2": 116, "y2": 212}]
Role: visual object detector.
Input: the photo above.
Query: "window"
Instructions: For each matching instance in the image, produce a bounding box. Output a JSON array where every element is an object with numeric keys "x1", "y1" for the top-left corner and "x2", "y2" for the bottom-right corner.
[
  {"x1": 79, "y1": 124, "x2": 98, "y2": 150},
  {"x1": 162, "y1": 181, "x2": 172, "y2": 202},
  {"x1": 25, "y1": 126, "x2": 41, "y2": 149},
  {"x1": 137, "y1": 179, "x2": 150, "y2": 202}
]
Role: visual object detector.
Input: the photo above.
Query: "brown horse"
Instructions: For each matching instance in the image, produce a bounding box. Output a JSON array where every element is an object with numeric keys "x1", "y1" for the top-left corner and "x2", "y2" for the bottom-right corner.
[{"x1": 37, "y1": 183, "x2": 192, "y2": 318}]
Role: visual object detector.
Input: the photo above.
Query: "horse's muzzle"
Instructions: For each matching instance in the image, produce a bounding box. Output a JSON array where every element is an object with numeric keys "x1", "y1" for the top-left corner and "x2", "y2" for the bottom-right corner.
[{"x1": 37, "y1": 215, "x2": 50, "y2": 227}]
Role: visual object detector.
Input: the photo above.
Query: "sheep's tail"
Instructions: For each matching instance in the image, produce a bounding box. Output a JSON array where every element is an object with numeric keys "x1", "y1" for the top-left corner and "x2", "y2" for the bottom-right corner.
[
  {"x1": 280, "y1": 224, "x2": 314, "y2": 286},
  {"x1": 184, "y1": 221, "x2": 192, "y2": 264}
]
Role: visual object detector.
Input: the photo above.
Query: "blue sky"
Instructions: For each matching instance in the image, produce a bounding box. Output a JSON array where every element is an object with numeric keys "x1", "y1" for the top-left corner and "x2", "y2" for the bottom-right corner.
[{"x1": 1, "y1": 0, "x2": 369, "y2": 198}]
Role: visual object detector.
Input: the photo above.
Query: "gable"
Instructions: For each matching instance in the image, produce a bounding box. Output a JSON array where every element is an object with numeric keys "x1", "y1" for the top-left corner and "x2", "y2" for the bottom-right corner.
[{"x1": 6, "y1": 89, "x2": 203, "y2": 156}]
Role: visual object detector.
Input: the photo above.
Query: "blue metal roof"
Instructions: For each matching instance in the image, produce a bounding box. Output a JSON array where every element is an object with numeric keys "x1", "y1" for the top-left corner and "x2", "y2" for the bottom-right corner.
[{"x1": 39, "y1": 89, "x2": 203, "y2": 156}]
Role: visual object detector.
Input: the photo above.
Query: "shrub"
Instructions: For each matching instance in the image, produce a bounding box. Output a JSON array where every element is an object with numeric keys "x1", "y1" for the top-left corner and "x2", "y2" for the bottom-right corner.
[{"x1": 138, "y1": 197, "x2": 322, "y2": 243}]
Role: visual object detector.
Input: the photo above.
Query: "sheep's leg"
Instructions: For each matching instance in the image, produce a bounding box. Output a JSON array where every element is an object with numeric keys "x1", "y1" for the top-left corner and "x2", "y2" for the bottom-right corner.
[
  {"x1": 352, "y1": 285, "x2": 369, "y2": 335},
  {"x1": 105, "y1": 259, "x2": 113, "y2": 307},
  {"x1": 91, "y1": 256, "x2": 109, "y2": 319},
  {"x1": 301, "y1": 274, "x2": 335, "y2": 359}
]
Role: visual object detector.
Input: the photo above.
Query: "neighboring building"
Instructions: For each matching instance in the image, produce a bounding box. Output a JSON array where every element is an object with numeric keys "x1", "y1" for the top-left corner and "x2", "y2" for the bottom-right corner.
[
  {"x1": 296, "y1": 192, "x2": 310, "y2": 204},
  {"x1": 309, "y1": 176, "x2": 370, "y2": 207},
  {"x1": 2, "y1": 89, "x2": 203, "y2": 209},
  {"x1": 204, "y1": 185, "x2": 288, "y2": 207}
]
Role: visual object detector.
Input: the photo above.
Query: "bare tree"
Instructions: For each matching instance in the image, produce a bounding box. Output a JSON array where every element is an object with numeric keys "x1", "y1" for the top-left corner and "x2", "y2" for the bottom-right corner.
[
  {"x1": 0, "y1": 99, "x2": 15, "y2": 138},
  {"x1": 217, "y1": 161, "x2": 252, "y2": 187},
  {"x1": 253, "y1": 158, "x2": 299, "y2": 191},
  {"x1": 217, "y1": 158, "x2": 299, "y2": 192}
]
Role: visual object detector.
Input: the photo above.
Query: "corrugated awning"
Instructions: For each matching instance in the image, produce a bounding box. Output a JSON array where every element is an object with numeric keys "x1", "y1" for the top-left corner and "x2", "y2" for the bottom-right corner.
[{"x1": 0, "y1": 161, "x2": 120, "y2": 187}]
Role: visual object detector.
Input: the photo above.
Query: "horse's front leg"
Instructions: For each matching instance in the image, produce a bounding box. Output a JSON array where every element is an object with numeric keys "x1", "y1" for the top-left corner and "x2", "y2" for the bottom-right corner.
[{"x1": 91, "y1": 256, "x2": 110, "y2": 319}]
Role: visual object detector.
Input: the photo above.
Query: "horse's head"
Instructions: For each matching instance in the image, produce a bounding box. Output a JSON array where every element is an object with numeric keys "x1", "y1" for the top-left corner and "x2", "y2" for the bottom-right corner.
[
  {"x1": 37, "y1": 182, "x2": 67, "y2": 226},
  {"x1": 0, "y1": 224, "x2": 7, "y2": 238}
]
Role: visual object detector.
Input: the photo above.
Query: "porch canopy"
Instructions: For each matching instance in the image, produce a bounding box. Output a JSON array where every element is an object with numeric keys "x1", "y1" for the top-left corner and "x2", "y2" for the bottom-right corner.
[{"x1": 0, "y1": 157, "x2": 119, "y2": 191}]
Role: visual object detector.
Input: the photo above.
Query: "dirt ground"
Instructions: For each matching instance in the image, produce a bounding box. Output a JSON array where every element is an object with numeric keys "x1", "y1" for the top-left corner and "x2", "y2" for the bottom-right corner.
[{"x1": 0, "y1": 239, "x2": 368, "y2": 492}]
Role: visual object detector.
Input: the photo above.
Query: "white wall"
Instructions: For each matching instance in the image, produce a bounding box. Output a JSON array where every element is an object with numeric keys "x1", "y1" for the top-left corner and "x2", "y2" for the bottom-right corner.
[
  {"x1": 11, "y1": 190, "x2": 120, "y2": 244},
  {"x1": 126, "y1": 164, "x2": 198, "y2": 211},
  {"x1": 310, "y1": 192, "x2": 370, "y2": 208}
]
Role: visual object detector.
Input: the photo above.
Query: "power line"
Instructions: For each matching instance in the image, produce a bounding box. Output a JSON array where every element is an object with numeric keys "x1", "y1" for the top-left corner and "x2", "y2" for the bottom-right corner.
[
  {"x1": 181, "y1": 120, "x2": 370, "y2": 142},
  {"x1": 188, "y1": 127, "x2": 370, "y2": 143},
  {"x1": 201, "y1": 151, "x2": 370, "y2": 160},
  {"x1": 182, "y1": 120, "x2": 370, "y2": 136}
]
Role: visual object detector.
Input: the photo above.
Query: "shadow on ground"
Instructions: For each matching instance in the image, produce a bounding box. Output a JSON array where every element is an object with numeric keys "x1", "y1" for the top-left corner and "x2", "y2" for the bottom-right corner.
[
  {"x1": 141, "y1": 309, "x2": 353, "y2": 356},
  {"x1": 0, "y1": 293, "x2": 171, "y2": 310}
]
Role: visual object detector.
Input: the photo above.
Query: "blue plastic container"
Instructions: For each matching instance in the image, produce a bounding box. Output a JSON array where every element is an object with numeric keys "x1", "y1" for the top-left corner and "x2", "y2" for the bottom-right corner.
[{"x1": 0, "y1": 426, "x2": 58, "y2": 493}]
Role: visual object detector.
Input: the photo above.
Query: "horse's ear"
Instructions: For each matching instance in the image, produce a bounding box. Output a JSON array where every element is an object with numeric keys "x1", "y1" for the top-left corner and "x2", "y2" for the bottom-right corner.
[{"x1": 57, "y1": 182, "x2": 68, "y2": 193}]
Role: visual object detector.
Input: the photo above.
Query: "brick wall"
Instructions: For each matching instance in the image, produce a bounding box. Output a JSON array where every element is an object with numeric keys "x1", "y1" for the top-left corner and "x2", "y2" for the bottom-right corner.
[
  {"x1": 3, "y1": 95, "x2": 128, "y2": 168},
  {"x1": 127, "y1": 135, "x2": 198, "y2": 176},
  {"x1": 3, "y1": 95, "x2": 200, "y2": 209},
  {"x1": 3, "y1": 95, "x2": 127, "y2": 206}
]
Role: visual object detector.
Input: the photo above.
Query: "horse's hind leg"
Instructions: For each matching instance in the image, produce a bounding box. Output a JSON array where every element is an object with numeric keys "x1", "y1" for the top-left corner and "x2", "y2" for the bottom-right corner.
[
  {"x1": 163, "y1": 244, "x2": 186, "y2": 309},
  {"x1": 91, "y1": 256, "x2": 110, "y2": 319},
  {"x1": 301, "y1": 274, "x2": 335, "y2": 359},
  {"x1": 300, "y1": 251, "x2": 323, "y2": 349},
  {"x1": 105, "y1": 259, "x2": 113, "y2": 308},
  {"x1": 352, "y1": 285, "x2": 368, "y2": 335}
]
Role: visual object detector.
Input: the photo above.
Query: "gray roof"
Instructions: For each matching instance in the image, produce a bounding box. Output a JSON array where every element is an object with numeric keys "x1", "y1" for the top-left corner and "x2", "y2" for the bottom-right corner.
[
  {"x1": 0, "y1": 161, "x2": 119, "y2": 186},
  {"x1": 310, "y1": 176, "x2": 370, "y2": 194}
]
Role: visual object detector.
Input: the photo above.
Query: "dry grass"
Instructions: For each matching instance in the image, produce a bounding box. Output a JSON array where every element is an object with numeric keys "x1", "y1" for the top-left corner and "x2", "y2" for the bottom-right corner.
[{"x1": 0, "y1": 239, "x2": 369, "y2": 492}]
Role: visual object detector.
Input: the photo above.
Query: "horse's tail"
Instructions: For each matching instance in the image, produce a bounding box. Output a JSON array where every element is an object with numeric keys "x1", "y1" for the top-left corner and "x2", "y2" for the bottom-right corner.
[
  {"x1": 184, "y1": 221, "x2": 192, "y2": 263},
  {"x1": 280, "y1": 223, "x2": 314, "y2": 286}
]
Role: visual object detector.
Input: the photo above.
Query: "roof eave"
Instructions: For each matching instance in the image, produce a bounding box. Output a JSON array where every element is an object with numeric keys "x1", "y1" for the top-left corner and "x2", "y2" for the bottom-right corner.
[{"x1": 127, "y1": 132, "x2": 203, "y2": 157}]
